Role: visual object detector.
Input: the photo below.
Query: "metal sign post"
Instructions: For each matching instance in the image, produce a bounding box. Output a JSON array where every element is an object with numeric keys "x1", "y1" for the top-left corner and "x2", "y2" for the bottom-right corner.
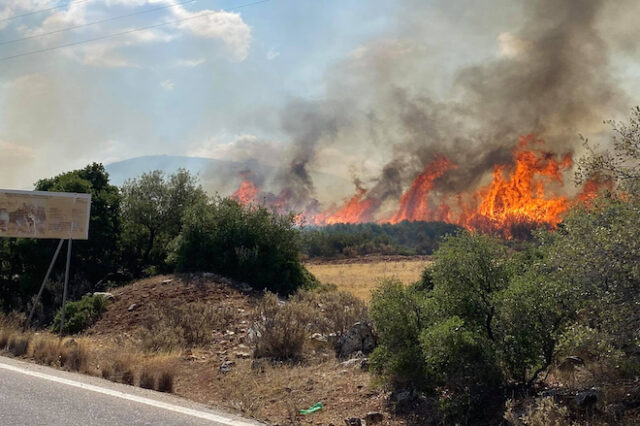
[{"x1": 0, "y1": 189, "x2": 91, "y2": 333}]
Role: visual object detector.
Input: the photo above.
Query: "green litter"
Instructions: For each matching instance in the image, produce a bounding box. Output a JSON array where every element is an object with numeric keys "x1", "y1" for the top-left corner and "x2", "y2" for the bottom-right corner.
[{"x1": 299, "y1": 402, "x2": 323, "y2": 415}]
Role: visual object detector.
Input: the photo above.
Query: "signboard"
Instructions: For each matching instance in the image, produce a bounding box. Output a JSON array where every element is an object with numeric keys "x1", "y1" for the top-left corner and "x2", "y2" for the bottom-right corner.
[{"x1": 0, "y1": 189, "x2": 91, "y2": 240}]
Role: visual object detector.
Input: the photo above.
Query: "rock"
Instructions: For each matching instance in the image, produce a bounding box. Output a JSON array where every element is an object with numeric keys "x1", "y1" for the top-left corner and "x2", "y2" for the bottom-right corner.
[
  {"x1": 340, "y1": 357, "x2": 369, "y2": 370},
  {"x1": 310, "y1": 333, "x2": 327, "y2": 342},
  {"x1": 161, "y1": 279, "x2": 173, "y2": 284},
  {"x1": 127, "y1": 303, "x2": 137, "y2": 312},
  {"x1": 92, "y1": 292, "x2": 115, "y2": 300},
  {"x1": 219, "y1": 360, "x2": 236, "y2": 374},
  {"x1": 574, "y1": 389, "x2": 598, "y2": 409},
  {"x1": 344, "y1": 418, "x2": 363, "y2": 426},
  {"x1": 335, "y1": 322, "x2": 377, "y2": 358},
  {"x1": 363, "y1": 412, "x2": 384, "y2": 424},
  {"x1": 388, "y1": 389, "x2": 415, "y2": 413},
  {"x1": 234, "y1": 352, "x2": 251, "y2": 359}
]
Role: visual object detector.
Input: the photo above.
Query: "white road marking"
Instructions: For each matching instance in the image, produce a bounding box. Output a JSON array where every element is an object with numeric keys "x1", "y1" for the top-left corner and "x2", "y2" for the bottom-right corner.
[{"x1": 0, "y1": 360, "x2": 257, "y2": 426}]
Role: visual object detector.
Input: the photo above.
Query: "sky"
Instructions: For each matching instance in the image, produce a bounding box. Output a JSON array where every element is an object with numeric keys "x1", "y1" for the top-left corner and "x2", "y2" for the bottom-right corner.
[{"x1": 1, "y1": 0, "x2": 639, "y2": 193}]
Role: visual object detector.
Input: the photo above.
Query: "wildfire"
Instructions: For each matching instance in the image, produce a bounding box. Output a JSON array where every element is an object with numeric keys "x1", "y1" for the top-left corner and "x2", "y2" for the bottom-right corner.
[
  {"x1": 388, "y1": 156, "x2": 456, "y2": 224},
  {"x1": 228, "y1": 135, "x2": 606, "y2": 238},
  {"x1": 318, "y1": 182, "x2": 378, "y2": 225},
  {"x1": 231, "y1": 180, "x2": 259, "y2": 205},
  {"x1": 459, "y1": 135, "x2": 572, "y2": 235}
]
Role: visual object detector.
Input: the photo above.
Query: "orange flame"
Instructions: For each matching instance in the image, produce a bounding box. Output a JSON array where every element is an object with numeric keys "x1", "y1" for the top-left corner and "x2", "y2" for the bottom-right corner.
[
  {"x1": 388, "y1": 156, "x2": 456, "y2": 224},
  {"x1": 231, "y1": 180, "x2": 259, "y2": 205},
  {"x1": 320, "y1": 185, "x2": 378, "y2": 225},
  {"x1": 460, "y1": 135, "x2": 572, "y2": 235}
]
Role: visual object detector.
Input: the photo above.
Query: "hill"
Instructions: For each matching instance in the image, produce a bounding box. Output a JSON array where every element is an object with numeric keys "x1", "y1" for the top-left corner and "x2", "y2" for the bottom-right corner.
[{"x1": 105, "y1": 155, "x2": 352, "y2": 200}]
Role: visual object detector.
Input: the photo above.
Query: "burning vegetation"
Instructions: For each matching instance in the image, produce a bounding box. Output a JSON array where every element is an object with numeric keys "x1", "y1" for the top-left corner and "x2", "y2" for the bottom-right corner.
[{"x1": 229, "y1": 135, "x2": 608, "y2": 238}]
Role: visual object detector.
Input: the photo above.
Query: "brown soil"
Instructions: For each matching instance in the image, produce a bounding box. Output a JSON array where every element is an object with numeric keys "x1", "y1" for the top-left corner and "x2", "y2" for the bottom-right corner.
[{"x1": 84, "y1": 274, "x2": 402, "y2": 425}]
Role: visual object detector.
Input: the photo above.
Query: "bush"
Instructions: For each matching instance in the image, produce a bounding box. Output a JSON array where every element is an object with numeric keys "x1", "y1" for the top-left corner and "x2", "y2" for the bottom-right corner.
[
  {"x1": 292, "y1": 289, "x2": 368, "y2": 337},
  {"x1": 370, "y1": 280, "x2": 432, "y2": 388},
  {"x1": 139, "y1": 365, "x2": 155, "y2": 389},
  {"x1": 140, "y1": 302, "x2": 237, "y2": 352},
  {"x1": 156, "y1": 368, "x2": 175, "y2": 393},
  {"x1": 252, "y1": 292, "x2": 310, "y2": 360},
  {"x1": 52, "y1": 295, "x2": 108, "y2": 335},
  {"x1": 32, "y1": 335, "x2": 61, "y2": 365},
  {"x1": 8, "y1": 333, "x2": 31, "y2": 357},
  {"x1": 59, "y1": 340, "x2": 89, "y2": 372},
  {"x1": 171, "y1": 198, "x2": 316, "y2": 295}
]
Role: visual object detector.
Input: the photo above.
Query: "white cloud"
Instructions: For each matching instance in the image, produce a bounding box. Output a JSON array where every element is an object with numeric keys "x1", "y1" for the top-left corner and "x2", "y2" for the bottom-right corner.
[
  {"x1": 174, "y1": 57, "x2": 206, "y2": 68},
  {"x1": 161, "y1": 79, "x2": 175, "y2": 91}
]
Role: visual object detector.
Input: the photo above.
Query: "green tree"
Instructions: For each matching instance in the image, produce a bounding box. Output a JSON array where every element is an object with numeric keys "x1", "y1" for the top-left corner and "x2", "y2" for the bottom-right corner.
[
  {"x1": 121, "y1": 169, "x2": 206, "y2": 274},
  {"x1": 171, "y1": 197, "x2": 315, "y2": 295}
]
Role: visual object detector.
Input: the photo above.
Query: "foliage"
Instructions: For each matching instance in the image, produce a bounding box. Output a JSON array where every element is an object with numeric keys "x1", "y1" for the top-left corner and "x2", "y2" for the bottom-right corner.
[
  {"x1": 301, "y1": 221, "x2": 461, "y2": 258},
  {"x1": 577, "y1": 106, "x2": 640, "y2": 194},
  {"x1": 52, "y1": 295, "x2": 108, "y2": 334},
  {"x1": 0, "y1": 164, "x2": 121, "y2": 316},
  {"x1": 171, "y1": 198, "x2": 315, "y2": 294},
  {"x1": 121, "y1": 169, "x2": 207, "y2": 275},
  {"x1": 370, "y1": 279, "x2": 432, "y2": 388}
]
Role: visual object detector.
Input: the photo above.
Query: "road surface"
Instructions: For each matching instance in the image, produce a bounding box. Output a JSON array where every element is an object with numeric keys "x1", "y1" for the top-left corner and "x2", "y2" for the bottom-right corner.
[{"x1": 0, "y1": 355, "x2": 261, "y2": 426}]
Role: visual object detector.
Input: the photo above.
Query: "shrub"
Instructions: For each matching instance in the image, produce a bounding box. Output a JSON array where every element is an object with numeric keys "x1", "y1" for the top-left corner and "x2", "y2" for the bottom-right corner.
[
  {"x1": 8, "y1": 333, "x2": 31, "y2": 357},
  {"x1": 139, "y1": 366, "x2": 155, "y2": 389},
  {"x1": 252, "y1": 292, "x2": 310, "y2": 360},
  {"x1": 59, "y1": 340, "x2": 89, "y2": 372},
  {"x1": 505, "y1": 397, "x2": 571, "y2": 426},
  {"x1": 0, "y1": 328, "x2": 13, "y2": 350},
  {"x1": 32, "y1": 335, "x2": 61, "y2": 365},
  {"x1": 140, "y1": 302, "x2": 236, "y2": 352},
  {"x1": 105, "y1": 356, "x2": 136, "y2": 385},
  {"x1": 370, "y1": 279, "x2": 432, "y2": 388},
  {"x1": 156, "y1": 368, "x2": 175, "y2": 393},
  {"x1": 52, "y1": 295, "x2": 108, "y2": 334},
  {"x1": 171, "y1": 198, "x2": 315, "y2": 295},
  {"x1": 292, "y1": 289, "x2": 368, "y2": 337}
]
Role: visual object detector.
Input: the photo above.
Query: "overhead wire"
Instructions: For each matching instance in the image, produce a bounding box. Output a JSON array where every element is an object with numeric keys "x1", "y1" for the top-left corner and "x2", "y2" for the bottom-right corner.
[
  {"x1": 0, "y1": 0, "x2": 196, "y2": 46},
  {"x1": 0, "y1": 0, "x2": 93, "y2": 23},
  {"x1": 0, "y1": 0, "x2": 271, "y2": 63}
]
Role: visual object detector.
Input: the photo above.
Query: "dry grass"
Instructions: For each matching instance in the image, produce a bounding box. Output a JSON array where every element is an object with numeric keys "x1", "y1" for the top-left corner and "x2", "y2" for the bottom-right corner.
[
  {"x1": 60, "y1": 339, "x2": 89, "y2": 372},
  {"x1": 306, "y1": 259, "x2": 432, "y2": 301},
  {"x1": 31, "y1": 334, "x2": 61, "y2": 365},
  {"x1": 8, "y1": 333, "x2": 31, "y2": 357}
]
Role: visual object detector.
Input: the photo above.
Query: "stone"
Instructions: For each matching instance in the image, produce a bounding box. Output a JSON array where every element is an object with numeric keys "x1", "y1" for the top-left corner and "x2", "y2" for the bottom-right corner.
[
  {"x1": 234, "y1": 352, "x2": 251, "y2": 359},
  {"x1": 161, "y1": 279, "x2": 173, "y2": 284},
  {"x1": 363, "y1": 412, "x2": 384, "y2": 424},
  {"x1": 335, "y1": 322, "x2": 377, "y2": 358},
  {"x1": 127, "y1": 303, "x2": 137, "y2": 312},
  {"x1": 219, "y1": 360, "x2": 236, "y2": 374},
  {"x1": 344, "y1": 418, "x2": 363, "y2": 426},
  {"x1": 574, "y1": 389, "x2": 598, "y2": 409},
  {"x1": 92, "y1": 292, "x2": 115, "y2": 300},
  {"x1": 340, "y1": 357, "x2": 368, "y2": 370}
]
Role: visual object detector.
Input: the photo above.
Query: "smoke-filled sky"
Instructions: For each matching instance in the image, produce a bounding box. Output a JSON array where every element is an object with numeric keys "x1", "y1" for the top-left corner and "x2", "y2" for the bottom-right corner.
[{"x1": 1, "y1": 0, "x2": 640, "y2": 200}]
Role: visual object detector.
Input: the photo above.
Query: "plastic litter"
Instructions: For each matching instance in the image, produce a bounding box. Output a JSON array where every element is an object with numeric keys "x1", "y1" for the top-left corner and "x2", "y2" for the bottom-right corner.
[{"x1": 299, "y1": 402, "x2": 323, "y2": 415}]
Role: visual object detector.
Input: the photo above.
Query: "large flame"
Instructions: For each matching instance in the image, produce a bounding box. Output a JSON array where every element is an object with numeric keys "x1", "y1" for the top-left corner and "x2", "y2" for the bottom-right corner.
[
  {"x1": 231, "y1": 180, "x2": 259, "y2": 205},
  {"x1": 388, "y1": 156, "x2": 456, "y2": 224},
  {"x1": 228, "y1": 135, "x2": 605, "y2": 237}
]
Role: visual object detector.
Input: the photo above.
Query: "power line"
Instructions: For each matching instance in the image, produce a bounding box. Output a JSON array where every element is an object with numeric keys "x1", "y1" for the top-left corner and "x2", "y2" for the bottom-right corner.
[
  {"x1": 0, "y1": 0, "x2": 196, "y2": 46},
  {"x1": 0, "y1": 0, "x2": 271, "y2": 63},
  {"x1": 0, "y1": 0, "x2": 93, "y2": 24}
]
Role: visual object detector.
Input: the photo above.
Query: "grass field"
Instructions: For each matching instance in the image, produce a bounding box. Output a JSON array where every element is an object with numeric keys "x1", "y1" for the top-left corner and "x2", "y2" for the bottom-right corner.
[{"x1": 306, "y1": 258, "x2": 432, "y2": 301}]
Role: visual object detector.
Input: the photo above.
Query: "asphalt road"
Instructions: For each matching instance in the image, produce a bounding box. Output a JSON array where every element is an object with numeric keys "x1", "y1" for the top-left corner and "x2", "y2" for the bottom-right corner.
[{"x1": 0, "y1": 355, "x2": 261, "y2": 426}]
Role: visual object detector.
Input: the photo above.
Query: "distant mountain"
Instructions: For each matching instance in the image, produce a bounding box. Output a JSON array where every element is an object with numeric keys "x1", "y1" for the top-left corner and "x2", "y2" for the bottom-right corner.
[{"x1": 105, "y1": 155, "x2": 351, "y2": 200}]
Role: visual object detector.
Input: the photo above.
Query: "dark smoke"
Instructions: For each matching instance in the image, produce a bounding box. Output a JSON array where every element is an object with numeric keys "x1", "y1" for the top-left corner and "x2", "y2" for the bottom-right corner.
[{"x1": 272, "y1": 0, "x2": 629, "y2": 216}]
